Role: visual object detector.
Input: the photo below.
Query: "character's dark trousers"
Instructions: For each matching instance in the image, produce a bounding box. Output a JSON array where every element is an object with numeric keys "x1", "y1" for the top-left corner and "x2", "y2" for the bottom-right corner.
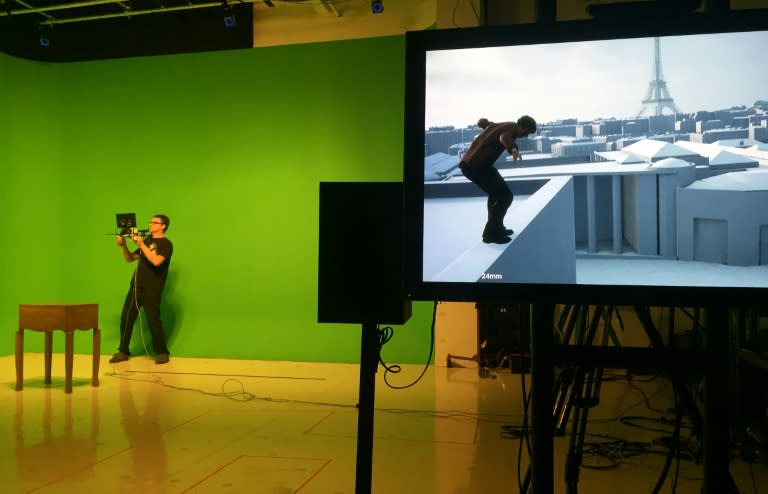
[
  {"x1": 460, "y1": 163, "x2": 513, "y2": 236},
  {"x1": 118, "y1": 285, "x2": 169, "y2": 356}
]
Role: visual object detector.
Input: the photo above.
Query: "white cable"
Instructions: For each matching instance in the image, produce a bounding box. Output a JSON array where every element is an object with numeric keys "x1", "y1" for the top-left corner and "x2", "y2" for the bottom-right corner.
[{"x1": 132, "y1": 241, "x2": 150, "y2": 358}]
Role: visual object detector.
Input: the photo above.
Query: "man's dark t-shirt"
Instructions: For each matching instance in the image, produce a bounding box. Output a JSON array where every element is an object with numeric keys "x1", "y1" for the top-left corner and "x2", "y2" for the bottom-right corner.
[
  {"x1": 461, "y1": 121, "x2": 518, "y2": 169},
  {"x1": 132, "y1": 237, "x2": 173, "y2": 294}
]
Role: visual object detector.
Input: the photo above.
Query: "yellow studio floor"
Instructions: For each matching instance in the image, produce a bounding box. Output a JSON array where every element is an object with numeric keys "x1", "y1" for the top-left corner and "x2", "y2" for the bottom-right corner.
[{"x1": 2, "y1": 353, "x2": 766, "y2": 494}]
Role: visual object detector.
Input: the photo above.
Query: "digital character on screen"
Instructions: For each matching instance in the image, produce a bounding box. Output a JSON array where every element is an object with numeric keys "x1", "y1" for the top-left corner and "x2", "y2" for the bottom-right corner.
[
  {"x1": 459, "y1": 116, "x2": 537, "y2": 244},
  {"x1": 110, "y1": 214, "x2": 174, "y2": 365}
]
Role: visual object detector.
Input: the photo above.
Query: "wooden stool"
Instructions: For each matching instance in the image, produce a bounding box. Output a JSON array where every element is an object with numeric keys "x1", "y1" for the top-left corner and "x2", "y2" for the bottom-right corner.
[{"x1": 15, "y1": 304, "x2": 101, "y2": 394}]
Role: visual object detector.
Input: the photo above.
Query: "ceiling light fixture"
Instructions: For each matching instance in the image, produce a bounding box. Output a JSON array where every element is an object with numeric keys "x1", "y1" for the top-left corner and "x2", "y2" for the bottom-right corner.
[{"x1": 222, "y1": 0, "x2": 236, "y2": 27}]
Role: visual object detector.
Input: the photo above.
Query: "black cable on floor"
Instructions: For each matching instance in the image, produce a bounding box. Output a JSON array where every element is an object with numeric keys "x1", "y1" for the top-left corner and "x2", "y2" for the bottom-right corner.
[{"x1": 651, "y1": 380, "x2": 682, "y2": 494}]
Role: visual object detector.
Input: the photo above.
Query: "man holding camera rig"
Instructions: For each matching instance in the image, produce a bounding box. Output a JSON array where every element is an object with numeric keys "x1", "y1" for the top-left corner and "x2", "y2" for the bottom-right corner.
[{"x1": 109, "y1": 214, "x2": 173, "y2": 365}]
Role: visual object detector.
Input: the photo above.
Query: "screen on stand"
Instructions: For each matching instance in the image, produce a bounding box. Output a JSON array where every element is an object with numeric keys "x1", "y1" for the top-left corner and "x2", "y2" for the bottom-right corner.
[{"x1": 403, "y1": 11, "x2": 768, "y2": 306}]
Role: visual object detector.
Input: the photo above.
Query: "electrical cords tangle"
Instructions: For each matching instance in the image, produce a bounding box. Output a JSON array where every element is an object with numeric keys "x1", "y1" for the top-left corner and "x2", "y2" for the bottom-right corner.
[{"x1": 377, "y1": 300, "x2": 437, "y2": 390}]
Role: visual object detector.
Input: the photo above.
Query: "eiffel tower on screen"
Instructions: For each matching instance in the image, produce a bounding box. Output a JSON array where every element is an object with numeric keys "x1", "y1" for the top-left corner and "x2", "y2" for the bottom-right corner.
[{"x1": 637, "y1": 37, "x2": 682, "y2": 117}]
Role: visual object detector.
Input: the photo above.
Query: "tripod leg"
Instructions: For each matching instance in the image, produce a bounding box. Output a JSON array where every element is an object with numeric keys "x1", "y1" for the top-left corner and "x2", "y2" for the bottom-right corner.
[
  {"x1": 564, "y1": 306, "x2": 609, "y2": 494},
  {"x1": 525, "y1": 305, "x2": 606, "y2": 494},
  {"x1": 554, "y1": 367, "x2": 577, "y2": 436},
  {"x1": 555, "y1": 305, "x2": 598, "y2": 435},
  {"x1": 563, "y1": 349, "x2": 606, "y2": 494},
  {"x1": 564, "y1": 367, "x2": 588, "y2": 494}
]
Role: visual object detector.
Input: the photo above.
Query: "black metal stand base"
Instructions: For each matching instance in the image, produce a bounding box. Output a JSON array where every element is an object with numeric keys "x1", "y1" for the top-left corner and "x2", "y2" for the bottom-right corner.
[{"x1": 530, "y1": 303, "x2": 555, "y2": 494}]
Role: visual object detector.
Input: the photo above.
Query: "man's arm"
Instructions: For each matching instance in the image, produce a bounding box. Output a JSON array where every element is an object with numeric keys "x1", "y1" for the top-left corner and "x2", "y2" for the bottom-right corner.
[
  {"x1": 499, "y1": 130, "x2": 522, "y2": 161},
  {"x1": 116, "y1": 236, "x2": 139, "y2": 262},
  {"x1": 133, "y1": 236, "x2": 167, "y2": 267}
]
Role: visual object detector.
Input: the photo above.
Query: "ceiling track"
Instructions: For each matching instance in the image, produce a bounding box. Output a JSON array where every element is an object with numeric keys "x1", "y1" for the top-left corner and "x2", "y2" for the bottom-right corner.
[{"x1": 0, "y1": 0, "x2": 344, "y2": 26}]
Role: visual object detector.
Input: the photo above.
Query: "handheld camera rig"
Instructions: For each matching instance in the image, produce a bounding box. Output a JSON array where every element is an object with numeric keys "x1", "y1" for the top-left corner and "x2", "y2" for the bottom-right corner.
[{"x1": 107, "y1": 213, "x2": 150, "y2": 240}]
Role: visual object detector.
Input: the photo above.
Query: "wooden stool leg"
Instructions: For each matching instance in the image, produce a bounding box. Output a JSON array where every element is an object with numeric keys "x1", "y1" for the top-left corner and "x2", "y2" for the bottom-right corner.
[
  {"x1": 15, "y1": 330, "x2": 24, "y2": 391},
  {"x1": 92, "y1": 328, "x2": 100, "y2": 387},
  {"x1": 65, "y1": 332, "x2": 74, "y2": 394},
  {"x1": 44, "y1": 332, "x2": 53, "y2": 385}
]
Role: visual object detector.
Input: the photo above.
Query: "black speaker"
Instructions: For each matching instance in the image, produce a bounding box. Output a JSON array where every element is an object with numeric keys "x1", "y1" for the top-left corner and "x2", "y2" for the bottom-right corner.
[{"x1": 317, "y1": 182, "x2": 412, "y2": 325}]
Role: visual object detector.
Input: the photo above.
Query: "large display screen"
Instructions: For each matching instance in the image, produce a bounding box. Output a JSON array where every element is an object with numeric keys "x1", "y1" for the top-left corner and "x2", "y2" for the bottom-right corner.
[{"x1": 403, "y1": 11, "x2": 768, "y2": 306}]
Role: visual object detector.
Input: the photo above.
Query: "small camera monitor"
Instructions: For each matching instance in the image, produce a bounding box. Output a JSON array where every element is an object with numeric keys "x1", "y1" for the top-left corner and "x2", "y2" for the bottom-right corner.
[{"x1": 116, "y1": 213, "x2": 137, "y2": 233}]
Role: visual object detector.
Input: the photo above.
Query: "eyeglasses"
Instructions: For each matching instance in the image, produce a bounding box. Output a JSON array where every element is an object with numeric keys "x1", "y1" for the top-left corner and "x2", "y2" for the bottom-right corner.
[{"x1": 149, "y1": 221, "x2": 163, "y2": 225}]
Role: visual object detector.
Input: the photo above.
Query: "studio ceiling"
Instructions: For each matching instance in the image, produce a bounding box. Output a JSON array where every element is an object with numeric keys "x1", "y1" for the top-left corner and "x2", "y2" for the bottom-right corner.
[{"x1": 0, "y1": 0, "x2": 437, "y2": 60}]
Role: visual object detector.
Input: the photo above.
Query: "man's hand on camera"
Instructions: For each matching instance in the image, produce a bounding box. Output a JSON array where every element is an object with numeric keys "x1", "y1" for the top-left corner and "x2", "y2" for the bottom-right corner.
[
  {"x1": 132, "y1": 235, "x2": 144, "y2": 246},
  {"x1": 116, "y1": 235, "x2": 125, "y2": 246}
]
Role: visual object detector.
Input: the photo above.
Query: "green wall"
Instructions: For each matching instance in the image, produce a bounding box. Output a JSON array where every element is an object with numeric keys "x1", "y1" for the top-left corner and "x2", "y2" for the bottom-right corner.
[{"x1": 0, "y1": 37, "x2": 434, "y2": 364}]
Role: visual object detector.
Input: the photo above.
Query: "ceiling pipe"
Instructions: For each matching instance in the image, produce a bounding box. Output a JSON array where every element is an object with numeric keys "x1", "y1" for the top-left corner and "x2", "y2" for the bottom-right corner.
[
  {"x1": 0, "y1": 0, "x2": 337, "y2": 26},
  {"x1": 38, "y1": 2, "x2": 229, "y2": 26},
  {"x1": 1, "y1": 0, "x2": 136, "y2": 16}
]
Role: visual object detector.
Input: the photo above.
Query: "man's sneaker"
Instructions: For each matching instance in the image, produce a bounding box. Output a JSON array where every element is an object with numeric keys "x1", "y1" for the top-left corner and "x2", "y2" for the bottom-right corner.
[
  {"x1": 482, "y1": 233, "x2": 511, "y2": 244},
  {"x1": 155, "y1": 354, "x2": 170, "y2": 365},
  {"x1": 109, "y1": 352, "x2": 129, "y2": 363}
]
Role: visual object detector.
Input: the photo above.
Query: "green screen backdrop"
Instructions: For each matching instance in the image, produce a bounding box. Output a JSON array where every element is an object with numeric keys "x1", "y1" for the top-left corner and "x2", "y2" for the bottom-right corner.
[{"x1": 0, "y1": 36, "x2": 435, "y2": 364}]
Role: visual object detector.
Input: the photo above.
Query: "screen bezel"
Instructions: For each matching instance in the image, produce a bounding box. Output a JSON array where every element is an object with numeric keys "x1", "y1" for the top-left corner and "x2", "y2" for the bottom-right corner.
[{"x1": 403, "y1": 10, "x2": 768, "y2": 307}]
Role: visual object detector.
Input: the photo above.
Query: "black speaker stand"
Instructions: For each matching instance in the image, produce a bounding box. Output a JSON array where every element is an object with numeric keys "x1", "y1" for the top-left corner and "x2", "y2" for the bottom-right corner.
[{"x1": 355, "y1": 320, "x2": 379, "y2": 494}]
